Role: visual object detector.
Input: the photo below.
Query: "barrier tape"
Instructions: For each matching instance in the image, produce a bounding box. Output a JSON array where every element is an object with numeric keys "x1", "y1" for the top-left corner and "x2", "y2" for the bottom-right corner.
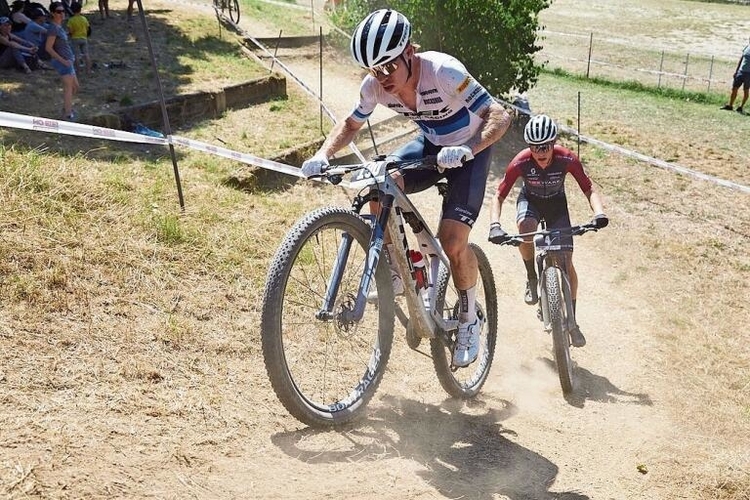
[{"x1": 0, "y1": 111, "x2": 169, "y2": 146}]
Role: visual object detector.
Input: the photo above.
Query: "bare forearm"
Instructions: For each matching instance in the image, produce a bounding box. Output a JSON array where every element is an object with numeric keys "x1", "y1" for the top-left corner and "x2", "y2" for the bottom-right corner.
[
  {"x1": 586, "y1": 189, "x2": 605, "y2": 214},
  {"x1": 465, "y1": 102, "x2": 512, "y2": 155},
  {"x1": 490, "y1": 194, "x2": 505, "y2": 224},
  {"x1": 318, "y1": 117, "x2": 362, "y2": 158}
]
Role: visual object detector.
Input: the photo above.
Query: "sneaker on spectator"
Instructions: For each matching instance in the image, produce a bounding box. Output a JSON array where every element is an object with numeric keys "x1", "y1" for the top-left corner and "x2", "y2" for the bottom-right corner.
[
  {"x1": 366, "y1": 274, "x2": 403, "y2": 303},
  {"x1": 568, "y1": 324, "x2": 586, "y2": 348},
  {"x1": 452, "y1": 316, "x2": 483, "y2": 367},
  {"x1": 737, "y1": 107, "x2": 745, "y2": 115},
  {"x1": 524, "y1": 279, "x2": 538, "y2": 305},
  {"x1": 721, "y1": 104, "x2": 733, "y2": 111}
]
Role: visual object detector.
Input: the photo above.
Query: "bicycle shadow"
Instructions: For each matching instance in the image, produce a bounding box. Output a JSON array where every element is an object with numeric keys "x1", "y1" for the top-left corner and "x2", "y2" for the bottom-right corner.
[
  {"x1": 271, "y1": 395, "x2": 589, "y2": 500},
  {"x1": 535, "y1": 357, "x2": 653, "y2": 408}
]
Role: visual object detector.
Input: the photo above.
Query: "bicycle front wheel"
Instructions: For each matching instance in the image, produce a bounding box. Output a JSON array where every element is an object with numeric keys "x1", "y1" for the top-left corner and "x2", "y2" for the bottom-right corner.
[
  {"x1": 228, "y1": 0, "x2": 240, "y2": 24},
  {"x1": 261, "y1": 207, "x2": 395, "y2": 427},
  {"x1": 544, "y1": 265, "x2": 574, "y2": 393},
  {"x1": 430, "y1": 243, "x2": 498, "y2": 398}
]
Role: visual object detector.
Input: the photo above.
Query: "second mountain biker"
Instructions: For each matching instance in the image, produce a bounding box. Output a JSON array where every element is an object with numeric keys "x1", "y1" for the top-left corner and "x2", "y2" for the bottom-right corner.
[{"x1": 488, "y1": 114, "x2": 608, "y2": 347}]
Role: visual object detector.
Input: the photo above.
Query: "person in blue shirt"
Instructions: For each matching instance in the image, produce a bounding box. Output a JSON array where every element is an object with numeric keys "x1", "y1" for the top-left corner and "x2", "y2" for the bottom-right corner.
[{"x1": 720, "y1": 39, "x2": 750, "y2": 115}]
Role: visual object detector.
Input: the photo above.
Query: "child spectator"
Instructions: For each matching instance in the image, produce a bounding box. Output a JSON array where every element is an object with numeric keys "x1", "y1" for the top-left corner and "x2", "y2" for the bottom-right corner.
[
  {"x1": 66, "y1": 2, "x2": 90, "y2": 74},
  {"x1": 45, "y1": 2, "x2": 79, "y2": 120},
  {"x1": 0, "y1": 15, "x2": 37, "y2": 73}
]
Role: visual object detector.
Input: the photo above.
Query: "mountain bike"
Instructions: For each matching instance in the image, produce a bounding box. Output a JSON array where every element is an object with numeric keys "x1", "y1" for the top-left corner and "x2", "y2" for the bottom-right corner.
[
  {"x1": 213, "y1": 0, "x2": 240, "y2": 24},
  {"x1": 495, "y1": 221, "x2": 600, "y2": 394},
  {"x1": 260, "y1": 156, "x2": 498, "y2": 428}
]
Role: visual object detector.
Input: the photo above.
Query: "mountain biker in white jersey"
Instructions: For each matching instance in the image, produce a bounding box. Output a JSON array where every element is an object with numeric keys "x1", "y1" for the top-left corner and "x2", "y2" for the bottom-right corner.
[{"x1": 301, "y1": 9, "x2": 512, "y2": 367}]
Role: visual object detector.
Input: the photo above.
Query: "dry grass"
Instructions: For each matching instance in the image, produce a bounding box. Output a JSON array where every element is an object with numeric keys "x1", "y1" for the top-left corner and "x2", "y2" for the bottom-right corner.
[{"x1": 0, "y1": 0, "x2": 749, "y2": 498}]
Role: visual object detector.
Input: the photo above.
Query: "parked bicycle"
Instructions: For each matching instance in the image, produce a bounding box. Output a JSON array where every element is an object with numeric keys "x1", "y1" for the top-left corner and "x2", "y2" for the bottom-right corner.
[
  {"x1": 212, "y1": 0, "x2": 239, "y2": 24},
  {"x1": 494, "y1": 221, "x2": 600, "y2": 394},
  {"x1": 260, "y1": 156, "x2": 498, "y2": 427}
]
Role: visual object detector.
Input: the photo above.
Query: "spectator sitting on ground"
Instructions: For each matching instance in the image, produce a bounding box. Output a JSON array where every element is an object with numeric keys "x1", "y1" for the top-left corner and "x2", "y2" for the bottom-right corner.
[
  {"x1": 0, "y1": 15, "x2": 37, "y2": 73},
  {"x1": 66, "y1": 2, "x2": 90, "y2": 74},
  {"x1": 20, "y1": 8, "x2": 50, "y2": 61},
  {"x1": 10, "y1": 0, "x2": 32, "y2": 33}
]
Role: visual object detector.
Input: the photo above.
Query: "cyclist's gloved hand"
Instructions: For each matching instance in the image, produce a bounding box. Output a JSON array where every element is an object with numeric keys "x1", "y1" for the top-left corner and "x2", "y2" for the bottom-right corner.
[
  {"x1": 301, "y1": 153, "x2": 329, "y2": 178},
  {"x1": 592, "y1": 213, "x2": 609, "y2": 229},
  {"x1": 488, "y1": 222, "x2": 509, "y2": 244},
  {"x1": 437, "y1": 145, "x2": 473, "y2": 171}
]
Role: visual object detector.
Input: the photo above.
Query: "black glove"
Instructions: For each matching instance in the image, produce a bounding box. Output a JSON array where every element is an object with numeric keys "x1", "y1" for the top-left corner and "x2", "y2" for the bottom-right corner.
[
  {"x1": 488, "y1": 223, "x2": 509, "y2": 244},
  {"x1": 592, "y1": 213, "x2": 609, "y2": 229}
]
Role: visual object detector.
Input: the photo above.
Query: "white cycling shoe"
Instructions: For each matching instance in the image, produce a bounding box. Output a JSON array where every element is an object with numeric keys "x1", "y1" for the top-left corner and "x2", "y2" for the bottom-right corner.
[
  {"x1": 452, "y1": 317, "x2": 483, "y2": 367},
  {"x1": 366, "y1": 274, "x2": 404, "y2": 303}
]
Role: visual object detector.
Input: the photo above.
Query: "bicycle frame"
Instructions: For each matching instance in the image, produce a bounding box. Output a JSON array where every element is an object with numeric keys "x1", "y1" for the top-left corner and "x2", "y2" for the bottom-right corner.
[{"x1": 318, "y1": 159, "x2": 457, "y2": 341}]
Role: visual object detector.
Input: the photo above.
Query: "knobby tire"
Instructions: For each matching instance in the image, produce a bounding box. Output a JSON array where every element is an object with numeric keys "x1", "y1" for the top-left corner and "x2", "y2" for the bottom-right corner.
[
  {"x1": 261, "y1": 207, "x2": 395, "y2": 427},
  {"x1": 544, "y1": 266, "x2": 574, "y2": 393},
  {"x1": 430, "y1": 243, "x2": 498, "y2": 398}
]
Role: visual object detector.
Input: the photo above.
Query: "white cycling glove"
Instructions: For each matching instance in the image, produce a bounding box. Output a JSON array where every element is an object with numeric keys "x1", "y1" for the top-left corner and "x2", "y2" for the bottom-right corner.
[
  {"x1": 300, "y1": 152, "x2": 329, "y2": 178},
  {"x1": 437, "y1": 145, "x2": 473, "y2": 170}
]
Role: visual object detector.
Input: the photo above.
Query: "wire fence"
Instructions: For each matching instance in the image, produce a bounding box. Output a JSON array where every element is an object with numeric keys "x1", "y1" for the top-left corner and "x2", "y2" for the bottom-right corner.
[{"x1": 538, "y1": 29, "x2": 739, "y2": 94}]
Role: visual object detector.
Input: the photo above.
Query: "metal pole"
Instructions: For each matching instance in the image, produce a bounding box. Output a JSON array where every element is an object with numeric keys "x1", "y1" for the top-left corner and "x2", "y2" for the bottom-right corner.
[
  {"x1": 270, "y1": 29, "x2": 282, "y2": 73},
  {"x1": 586, "y1": 32, "x2": 593, "y2": 79},
  {"x1": 658, "y1": 50, "x2": 664, "y2": 88},
  {"x1": 319, "y1": 26, "x2": 323, "y2": 134},
  {"x1": 707, "y1": 55, "x2": 714, "y2": 93},
  {"x1": 682, "y1": 53, "x2": 689, "y2": 91},
  {"x1": 367, "y1": 120, "x2": 378, "y2": 157},
  {"x1": 577, "y1": 91, "x2": 581, "y2": 159},
  {"x1": 134, "y1": 0, "x2": 185, "y2": 210},
  {"x1": 310, "y1": 0, "x2": 315, "y2": 33}
]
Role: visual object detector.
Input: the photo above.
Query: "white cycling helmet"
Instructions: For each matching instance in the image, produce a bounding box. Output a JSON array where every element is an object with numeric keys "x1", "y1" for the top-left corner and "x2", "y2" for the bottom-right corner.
[
  {"x1": 350, "y1": 9, "x2": 411, "y2": 69},
  {"x1": 524, "y1": 114, "x2": 558, "y2": 145}
]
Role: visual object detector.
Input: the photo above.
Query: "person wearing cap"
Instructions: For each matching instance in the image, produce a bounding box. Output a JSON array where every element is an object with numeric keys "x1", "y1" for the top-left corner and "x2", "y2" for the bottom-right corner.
[
  {"x1": 45, "y1": 1, "x2": 79, "y2": 120},
  {"x1": 300, "y1": 9, "x2": 512, "y2": 368},
  {"x1": 488, "y1": 114, "x2": 608, "y2": 349},
  {"x1": 9, "y1": 0, "x2": 32, "y2": 32},
  {"x1": 0, "y1": 15, "x2": 37, "y2": 73},
  {"x1": 20, "y1": 8, "x2": 49, "y2": 61}
]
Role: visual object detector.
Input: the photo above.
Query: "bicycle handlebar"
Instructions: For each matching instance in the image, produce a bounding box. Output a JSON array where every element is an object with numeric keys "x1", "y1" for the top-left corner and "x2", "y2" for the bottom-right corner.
[
  {"x1": 495, "y1": 223, "x2": 600, "y2": 247},
  {"x1": 306, "y1": 155, "x2": 441, "y2": 185}
]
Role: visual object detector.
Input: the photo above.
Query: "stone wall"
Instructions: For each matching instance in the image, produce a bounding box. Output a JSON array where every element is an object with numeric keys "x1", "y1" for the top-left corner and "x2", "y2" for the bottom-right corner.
[{"x1": 88, "y1": 74, "x2": 287, "y2": 131}]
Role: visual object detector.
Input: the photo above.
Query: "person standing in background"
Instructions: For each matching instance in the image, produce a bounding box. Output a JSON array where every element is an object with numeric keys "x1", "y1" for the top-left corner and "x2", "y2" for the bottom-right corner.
[
  {"x1": 66, "y1": 2, "x2": 90, "y2": 74},
  {"x1": 98, "y1": 0, "x2": 109, "y2": 20},
  {"x1": 720, "y1": 38, "x2": 750, "y2": 115},
  {"x1": 45, "y1": 1, "x2": 79, "y2": 120}
]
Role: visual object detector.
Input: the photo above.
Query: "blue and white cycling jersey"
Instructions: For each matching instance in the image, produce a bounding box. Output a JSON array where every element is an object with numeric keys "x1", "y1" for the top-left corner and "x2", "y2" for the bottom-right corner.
[{"x1": 349, "y1": 51, "x2": 494, "y2": 146}]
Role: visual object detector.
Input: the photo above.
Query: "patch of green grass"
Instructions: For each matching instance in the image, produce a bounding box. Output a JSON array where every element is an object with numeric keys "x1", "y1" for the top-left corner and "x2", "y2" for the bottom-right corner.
[{"x1": 544, "y1": 67, "x2": 725, "y2": 106}]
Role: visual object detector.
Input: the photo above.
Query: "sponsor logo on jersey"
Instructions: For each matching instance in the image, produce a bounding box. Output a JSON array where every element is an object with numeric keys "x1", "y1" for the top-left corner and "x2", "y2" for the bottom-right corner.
[{"x1": 456, "y1": 76, "x2": 471, "y2": 93}]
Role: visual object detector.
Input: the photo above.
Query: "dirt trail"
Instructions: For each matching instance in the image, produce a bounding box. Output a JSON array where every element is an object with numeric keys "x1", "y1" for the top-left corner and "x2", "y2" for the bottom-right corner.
[{"x1": 218, "y1": 7, "x2": 687, "y2": 500}]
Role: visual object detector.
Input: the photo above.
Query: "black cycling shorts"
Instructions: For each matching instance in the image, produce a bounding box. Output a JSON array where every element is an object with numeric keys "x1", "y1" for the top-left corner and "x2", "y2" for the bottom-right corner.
[
  {"x1": 387, "y1": 135, "x2": 492, "y2": 228},
  {"x1": 516, "y1": 191, "x2": 574, "y2": 251}
]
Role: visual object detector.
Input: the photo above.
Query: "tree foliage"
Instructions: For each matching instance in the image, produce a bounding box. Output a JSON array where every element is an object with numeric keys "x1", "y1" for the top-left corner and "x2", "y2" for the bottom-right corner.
[{"x1": 327, "y1": 0, "x2": 551, "y2": 95}]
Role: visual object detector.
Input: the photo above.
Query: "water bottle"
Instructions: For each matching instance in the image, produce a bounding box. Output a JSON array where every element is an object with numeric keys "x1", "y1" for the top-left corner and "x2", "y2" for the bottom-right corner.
[{"x1": 409, "y1": 250, "x2": 427, "y2": 291}]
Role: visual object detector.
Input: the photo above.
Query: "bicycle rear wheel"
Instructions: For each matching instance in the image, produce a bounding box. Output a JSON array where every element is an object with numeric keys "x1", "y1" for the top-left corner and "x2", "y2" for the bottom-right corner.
[
  {"x1": 430, "y1": 243, "x2": 498, "y2": 398},
  {"x1": 228, "y1": 0, "x2": 240, "y2": 24},
  {"x1": 544, "y1": 266, "x2": 574, "y2": 393},
  {"x1": 261, "y1": 207, "x2": 395, "y2": 427}
]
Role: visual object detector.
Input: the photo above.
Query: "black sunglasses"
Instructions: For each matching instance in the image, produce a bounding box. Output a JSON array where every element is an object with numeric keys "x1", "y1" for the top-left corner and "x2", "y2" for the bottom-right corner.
[
  {"x1": 529, "y1": 142, "x2": 554, "y2": 153},
  {"x1": 54, "y1": 9, "x2": 65, "y2": 13}
]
